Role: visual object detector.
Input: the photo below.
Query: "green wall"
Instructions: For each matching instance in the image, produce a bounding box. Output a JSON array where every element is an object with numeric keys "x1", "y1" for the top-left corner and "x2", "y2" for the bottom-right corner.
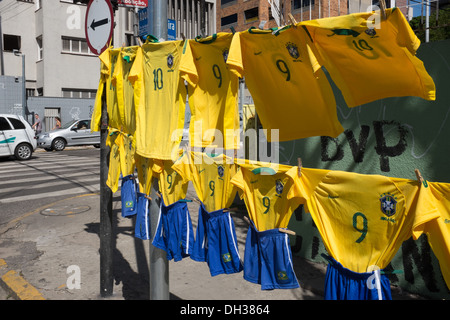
[{"x1": 281, "y1": 39, "x2": 450, "y2": 299}]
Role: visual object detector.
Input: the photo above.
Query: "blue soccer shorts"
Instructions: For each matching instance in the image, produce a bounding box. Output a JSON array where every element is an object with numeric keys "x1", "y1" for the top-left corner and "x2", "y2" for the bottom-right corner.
[
  {"x1": 134, "y1": 192, "x2": 150, "y2": 240},
  {"x1": 324, "y1": 255, "x2": 392, "y2": 300},
  {"x1": 152, "y1": 198, "x2": 194, "y2": 262},
  {"x1": 121, "y1": 175, "x2": 138, "y2": 218},
  {"x1": 191, "y1": 203, "x2": 243, "y2": 276},
  {"x1": 243, "y1": 224, "x2": 299, "y2": 290}
]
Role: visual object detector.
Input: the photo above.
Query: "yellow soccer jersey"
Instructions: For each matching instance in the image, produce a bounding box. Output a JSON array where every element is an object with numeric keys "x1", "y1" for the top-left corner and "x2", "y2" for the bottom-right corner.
[
  {"x1": 105, "y1": 128, "x2": 136, "y2": 193},
  {"x1": 92, "y1": 47, "x2": 122, "y2": 132},
  {"x1": 129, "y1": 41, "x2": 187, "y2": 160},
  {"x1": 295, "y1": 167, "x2": 440, "y2": 273},
  {"x1": 172, "y1": 151, "x2": 238, "y2": 212},
  {"x1": 153, "y1": 159, "x2": 188, "y2": 206},
  {"x1": 113, "y1": 46, "x2": 139, "y2": 135},
  {"x1": 180, "y1": 33, "x2": 240, "y2": 150},
  {"x1": 415, "y1": 182, "x2": 450, "y2": 290},
  {"x1": 301, "y1": 8, "x2": 436, "y2": 107},
  {"x1": 135, "y1": 154, "x2": 154, "y2": 196},
  {"x1": 227, "y1": 26, "x2": 343, "y2": 142},
  {"x1": 230, "y1": 160, "x2": 302, "y2": 232}
]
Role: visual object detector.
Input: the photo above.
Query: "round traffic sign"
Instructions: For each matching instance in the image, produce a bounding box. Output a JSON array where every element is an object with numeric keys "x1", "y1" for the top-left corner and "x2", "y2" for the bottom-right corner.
[{"x1": 85, "y1": 0, "x2": 114, "y2": 55}]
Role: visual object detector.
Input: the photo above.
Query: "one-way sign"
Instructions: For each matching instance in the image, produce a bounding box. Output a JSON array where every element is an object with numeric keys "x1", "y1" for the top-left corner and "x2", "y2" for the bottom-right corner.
[{"x1": 85, "y1": 0, "x2": 114, "y2": 55}]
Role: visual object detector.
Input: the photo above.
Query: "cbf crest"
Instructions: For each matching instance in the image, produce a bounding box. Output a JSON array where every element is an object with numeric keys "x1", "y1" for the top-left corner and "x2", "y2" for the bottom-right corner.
[
  {"x1": 167, "y1": 54, "x2": 174, "y2": 69},
  {"x1": 275, "y1": 179, "x2": 284, "y2": 196},
  {"x1": 380, "y1": 192, "x2": 397, "y2": 217},
  {"x1": 217, "y1": 165, "x2": 225, "y2": 178},
  {"x1": 285, "y1": 42, "x2": 300, "y2": 60}
]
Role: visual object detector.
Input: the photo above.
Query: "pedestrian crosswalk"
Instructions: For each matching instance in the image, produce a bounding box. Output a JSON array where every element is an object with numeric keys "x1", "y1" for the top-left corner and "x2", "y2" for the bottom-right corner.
[{"x1": 0, "y1": 151, "x2": 101, "y2": 204}]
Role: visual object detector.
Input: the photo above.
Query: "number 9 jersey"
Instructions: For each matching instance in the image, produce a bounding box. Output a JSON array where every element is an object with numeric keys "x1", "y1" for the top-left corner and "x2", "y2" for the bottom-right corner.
[
  {"x1": 226, "y1": 26, "x2": 343, "y2": 142},
  {"x1": 295, "y1": 167, "x2": 440, "y2": 273}
]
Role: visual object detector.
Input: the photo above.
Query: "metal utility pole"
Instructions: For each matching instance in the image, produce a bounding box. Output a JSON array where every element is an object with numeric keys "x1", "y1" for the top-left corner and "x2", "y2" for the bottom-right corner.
[
  {"x1": 99, "y1": 86, "x2": 114, "y2": 298},
  {"x1": 149, "y1": 0, "x2": 169, "y2": 300}
]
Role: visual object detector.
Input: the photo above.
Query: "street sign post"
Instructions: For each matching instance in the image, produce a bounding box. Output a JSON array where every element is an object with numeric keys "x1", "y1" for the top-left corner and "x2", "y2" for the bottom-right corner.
[{"x1": 85, "y1": 0, "x2": 114, "y2": 55}]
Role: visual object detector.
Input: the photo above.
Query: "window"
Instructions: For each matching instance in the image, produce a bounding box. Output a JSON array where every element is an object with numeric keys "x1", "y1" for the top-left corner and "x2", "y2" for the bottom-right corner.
[
  {"x1": 61, "y1": 37, "x2": 94, "y2": 55},
  {"x1": 292, "y1": 0, "x2": 315, "y2": 9},
  {"x1": 62, "y1": 88, "x2": 97, "y2": 99},
  {"x1": 221, "y1": 0, "x2": 236, "y2": 6},
  {"x1": 0, "y1": 117, "x2": 12, "y2": 131},
  {"x1": 8, "y1": 117, "x2": 26, "y2": 130},
  {"x1": 3, "y1": 34, "x2": 21, "y2": 52},
  {"x1": 36, "y1": 36, "x2": 43, "y2": 60},
  {"x1": 221, "y1": 13, "x2": 237, "y2": 27},
  {"x1": 244, "y1": 7, "x2": 259, "y2": 23}
]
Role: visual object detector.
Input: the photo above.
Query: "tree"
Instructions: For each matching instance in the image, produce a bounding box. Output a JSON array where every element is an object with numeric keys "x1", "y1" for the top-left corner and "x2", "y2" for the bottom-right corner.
[{"x1": 409, "y1": 6, "x2": 450, "y2": 42}]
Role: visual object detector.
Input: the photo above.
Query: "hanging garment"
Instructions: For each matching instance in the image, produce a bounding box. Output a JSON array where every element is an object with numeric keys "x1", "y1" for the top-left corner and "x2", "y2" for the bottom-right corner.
[
  {"x1": 244, "y1": 221, "x2": 299, "y2": 290},
  {"x1": 153, "y1": 158, "x2": 189, "y2": 206},
  {"x1": 180, "y1": 33, "x2": 240, "y2": 150},
  {"x1": 323, "y1": 255, "x2": 392, "y2": 300},
  {"x1": 135, "y1": 192, "x2": 151, "y2": 240},
  {"x1": 129, "y1": 41, "x2": 187, "y2": 160},
  {"x1": 230, "y1": 160, "x2": 302, "y2": 232},
  {"x1": 113, "y1": 46, "x2": 140, "y2": 135},
  {"x1": 152, "y1": 198, "x2": 194, "y2": 261},
  {"x1": 227, "y1": 26, "x2": 343, "y2": 142},
  {"x1": 172, "y1": 151, "x2": 238, "y2": 212},
  {"x1": 105, "y1": 128, "x2": 136, "y2": 193},
  {"x1": 301, "y1": 8, "x2": 436, "y2": 107},
  {"x1": 135, "y1": 154, "x2": 154, "y2": 196},
  {"x1": 191, "y1": 203, "x2": 243, "y2": 276},
  {"x1": 295, "y1": 167, "x2": 440, "y2": 274},
  {"x1": 416, "y1": 182, "x2": 450, "y2": 290},
  {"x1": 121, "y1": 174, "x2": 139, "y2": 218},
  {"x1": 91, "y1": 47, "x2": 125, "y2": 132}
]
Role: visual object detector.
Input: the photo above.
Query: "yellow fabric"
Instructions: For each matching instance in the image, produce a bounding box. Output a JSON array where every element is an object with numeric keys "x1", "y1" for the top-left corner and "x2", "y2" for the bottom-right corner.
[
  {"x1": 301, "y1": 8, "x2": 436, "y2": 107},
  {"x1": 417, "y1": 182, "x2": 450, "y2": 290},
  {"x1": 135, "y1": 154, "x2": 154, "y2": 196},
  {"x1": 129, "y1": 41, "x2": 187, "y2": 160},
  {"x1": 113, "y1": 46, "x2": 139, "y2": 135},
  {"x1": 230, "y1": 160, "x2": 302, "y2": 232},
  {"x1": 227, "y1": 26, "x2": 343, "y2": 142},
  {"x1": 180, "y1": 33, "x2": 240, "y2": 150},
  {"x1": 172, "y1": 151, "x2": 238, "y2": 212},
  {"x1": 295, "y1": 167, "x2": 440, "y2": 273},
  {"x1": 153, "y1": 159, "x2": 188, "y2": 206},
  {"x1": 105, "y1": 128, "x2": 136, "y2": 193}
]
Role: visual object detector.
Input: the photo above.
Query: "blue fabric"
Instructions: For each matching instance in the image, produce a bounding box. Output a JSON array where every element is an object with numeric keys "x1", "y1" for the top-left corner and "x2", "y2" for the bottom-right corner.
[
  {"x1": 324, "y1": 256, "x2": 393, "y2": 300},
  {"x1": 121, "y1": 175, "x2": 138, "y2": 218},
  {"x1": 191, "y1": 203, "x2": 243, "y2": 276},
  {"x1": 134, "y1": 192, "x2": 150, "y2": 240},
  {"x1": 152, "y1": 198, "x2": 194, "y2": 262},
  {"x1": 243, "y1": 224, "x2": 299, "y2": 290}
]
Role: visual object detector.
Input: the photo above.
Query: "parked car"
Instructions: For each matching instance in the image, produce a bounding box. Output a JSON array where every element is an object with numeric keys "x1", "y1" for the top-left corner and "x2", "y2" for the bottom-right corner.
[
  {"x1": 37, "y1": 119, "x2": 100, "y2": 151},
  {"x1": 0, "y1": 114, "x2": 37, "y2": 161}
]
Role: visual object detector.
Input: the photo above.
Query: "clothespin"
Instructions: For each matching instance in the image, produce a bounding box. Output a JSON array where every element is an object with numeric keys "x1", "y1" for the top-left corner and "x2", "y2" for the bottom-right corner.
[
  {"x1": 415, "y1": 169, "x2": 424, "y2": 184},
  {"x1": 181, "y1": 33, "x2": 186, "y2": 41},
  {"x1": 379, "y1": 0, "x2": 387, "y2": 20},
  {"x1": 297, "y1": 158, "x2": 302, "y2": 177},
  {"x1": 288, "y1": 13, "x2": 298, "y2": 27},
  {"x1": 145, "y1": 195, "x2": 152, "y2": 201},
  {"x1": 278, "y1": 228, "x2": 296, "y2": 236},
  {"x1": 230, "y1": 26, "x2": 236, "y2": 34}
]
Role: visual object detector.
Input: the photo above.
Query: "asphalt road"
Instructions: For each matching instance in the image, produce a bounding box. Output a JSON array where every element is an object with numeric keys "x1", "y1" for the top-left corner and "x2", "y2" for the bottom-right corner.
[{"x1": 0, "y1": 147, "x2": 100, "y2": 228}]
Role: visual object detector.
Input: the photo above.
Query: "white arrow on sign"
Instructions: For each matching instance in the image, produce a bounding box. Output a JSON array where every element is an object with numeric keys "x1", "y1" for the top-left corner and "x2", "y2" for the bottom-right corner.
[{"x1": 85, "y1": 0, "x2": 114, "y2": 55}]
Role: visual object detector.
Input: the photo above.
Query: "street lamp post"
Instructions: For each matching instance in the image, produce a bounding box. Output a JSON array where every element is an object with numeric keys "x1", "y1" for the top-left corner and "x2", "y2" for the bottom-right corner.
[{"x1": 13, "y1": 50, "x2": 26, "y2": 119}]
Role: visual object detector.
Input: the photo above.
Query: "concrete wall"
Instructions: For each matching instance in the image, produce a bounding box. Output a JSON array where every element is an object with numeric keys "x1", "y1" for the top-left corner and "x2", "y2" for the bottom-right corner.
[{"x1": 280, "y1": 39, "x2": 450, "y2": 299}]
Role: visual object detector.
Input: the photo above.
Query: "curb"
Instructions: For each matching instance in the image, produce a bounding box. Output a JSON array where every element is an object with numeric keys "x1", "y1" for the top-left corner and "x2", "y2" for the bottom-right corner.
[{"x1": 0, "y1": 259, "x2": 45, "y2": 300}]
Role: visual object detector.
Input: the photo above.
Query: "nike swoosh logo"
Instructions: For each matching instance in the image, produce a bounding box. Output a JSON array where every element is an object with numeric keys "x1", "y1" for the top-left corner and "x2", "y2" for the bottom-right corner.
[{"x1": 253, "y1": 51, "x2": 262, "y2": 55}]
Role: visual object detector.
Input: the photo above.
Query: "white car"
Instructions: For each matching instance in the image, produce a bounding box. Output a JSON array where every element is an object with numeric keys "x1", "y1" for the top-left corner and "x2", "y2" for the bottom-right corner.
[{"x1": 0, "y1": 114, "x2": 37, "y2": 161}]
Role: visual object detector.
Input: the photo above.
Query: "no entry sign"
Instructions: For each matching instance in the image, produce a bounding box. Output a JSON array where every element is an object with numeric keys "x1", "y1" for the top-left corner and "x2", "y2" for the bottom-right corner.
[{"x1": 85, "y1": 0, "x2": 114, "y2": 55}]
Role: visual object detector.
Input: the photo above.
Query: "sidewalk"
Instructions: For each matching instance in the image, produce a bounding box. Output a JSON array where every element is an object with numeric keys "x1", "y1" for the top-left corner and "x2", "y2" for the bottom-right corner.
[{"x1": 0, "y1": 186, "x2": 425, "y2": 301}]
